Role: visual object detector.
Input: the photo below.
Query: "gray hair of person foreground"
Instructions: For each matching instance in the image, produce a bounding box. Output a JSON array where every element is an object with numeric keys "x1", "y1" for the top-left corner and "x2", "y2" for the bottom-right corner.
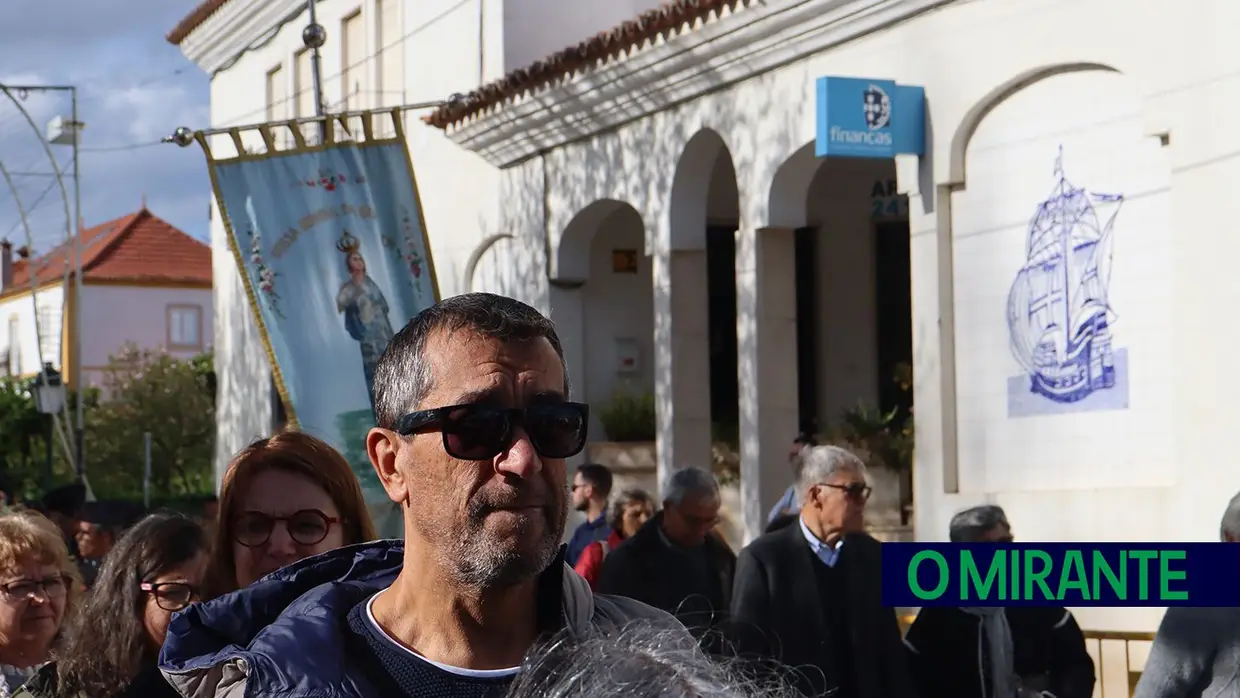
[
  {"x1": 795, "y1": 445, "x2": 868, "y2": 501},
  {"x1": 371, "y1": 292, "x2": 569, "y2": 430},
  {"x1": 948, "y1": 505, "x2": 1010, "y2": 543},
  {"x1": 505, "y1": 622, "x2": 801, "y2": 698},
  {"x1": 663, "y1": 467, "x2": 720, "y2": 506}
]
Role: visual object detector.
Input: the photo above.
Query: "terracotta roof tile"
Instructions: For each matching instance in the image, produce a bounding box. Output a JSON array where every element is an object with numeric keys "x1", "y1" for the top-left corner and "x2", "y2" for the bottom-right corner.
[
  {"x1": 425, "y1": 0, "x2": 752, "y2": 129},
  {"x1": 167, "y1": 0, "x2": 231, "y2": 46},
  {"x1": 6, "y1": 209, "x2": 210, "y2": 293}
]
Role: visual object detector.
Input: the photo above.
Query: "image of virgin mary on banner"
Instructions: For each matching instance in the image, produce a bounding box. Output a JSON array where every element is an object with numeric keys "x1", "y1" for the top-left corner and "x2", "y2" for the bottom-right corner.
[{"x1": 194, "y1": 111, "x2": 438, "y2": 537}]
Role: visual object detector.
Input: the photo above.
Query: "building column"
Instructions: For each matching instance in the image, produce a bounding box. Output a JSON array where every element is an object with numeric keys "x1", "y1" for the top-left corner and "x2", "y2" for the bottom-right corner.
[
  {"x1": 548, "y1": 281, "x2": 588, "y2": 468},
  {"x1": 653, "y1": 247, "x2": 713, "y2": 497},
  {"x1": 736, "y1": 226, "x2": 799, "y2": 544}
]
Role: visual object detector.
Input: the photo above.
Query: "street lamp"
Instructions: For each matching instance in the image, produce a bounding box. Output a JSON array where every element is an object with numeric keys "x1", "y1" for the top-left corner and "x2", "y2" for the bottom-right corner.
[
  {"x1": 45, "y1": 97, "x2": 86, "y2": 481},
  {"x1": 30, "y1": 363, "x2": 65, "y2": 490}
]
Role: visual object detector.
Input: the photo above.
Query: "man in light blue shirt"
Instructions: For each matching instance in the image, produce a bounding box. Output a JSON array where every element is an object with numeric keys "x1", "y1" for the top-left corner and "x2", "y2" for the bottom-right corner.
[{"x1": 766, "y1": 433, "x2": 818, "y2": 525}]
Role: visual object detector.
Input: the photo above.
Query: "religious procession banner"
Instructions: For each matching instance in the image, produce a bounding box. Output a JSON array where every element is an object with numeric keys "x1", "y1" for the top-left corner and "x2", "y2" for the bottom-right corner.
[{"x1": 194, "y1": 111, "x2": 438, "y2": 538}]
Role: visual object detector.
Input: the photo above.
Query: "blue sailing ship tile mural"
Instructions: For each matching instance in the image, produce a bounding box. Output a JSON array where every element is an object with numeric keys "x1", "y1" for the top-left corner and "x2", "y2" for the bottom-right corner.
[{"x1": 1006, "y1": 147, "x2": 1129, "y2": 418}]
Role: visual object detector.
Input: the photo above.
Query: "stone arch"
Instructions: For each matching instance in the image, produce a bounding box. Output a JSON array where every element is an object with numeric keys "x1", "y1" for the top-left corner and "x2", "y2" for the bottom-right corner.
[
  {"x1": 947, "y1": 62, "x2": 1121, "y2": 188},
  {"x1": 464, "y1": 233, "x2": 514, "y2": 291},
  {"x1": 553, "y1": 199, "x2": 633, "y2": 281},
  {"x1": 668, "y1": 128, "x2": 738, "y2": 251},
  {"x1": 767, "y1": 141, "x2": 821, "y2": 229},
  {"x1": 934, "y1": 61, "x2": 1127, "y2": 495}
]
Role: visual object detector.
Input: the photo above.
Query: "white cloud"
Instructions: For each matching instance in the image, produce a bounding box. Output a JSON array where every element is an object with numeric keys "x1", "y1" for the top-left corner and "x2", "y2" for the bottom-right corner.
[{"x1": 101, "y1": 84, "x2": 210, "y2": 144}]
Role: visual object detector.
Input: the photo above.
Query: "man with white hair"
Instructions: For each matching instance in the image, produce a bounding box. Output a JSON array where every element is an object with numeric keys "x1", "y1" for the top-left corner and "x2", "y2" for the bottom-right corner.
[
  {"x1": 1134, "y1": 491, "x2": 1240, "y2": 697},
  {"x1": 730, "y1": 445, "x2": 915, "y2": 697}
]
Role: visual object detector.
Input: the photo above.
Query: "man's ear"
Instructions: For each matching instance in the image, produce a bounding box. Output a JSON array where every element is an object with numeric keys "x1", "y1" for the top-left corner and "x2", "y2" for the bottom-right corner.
[{"x1": 367, "y1": 428, "x2": 408, "y2": 503}]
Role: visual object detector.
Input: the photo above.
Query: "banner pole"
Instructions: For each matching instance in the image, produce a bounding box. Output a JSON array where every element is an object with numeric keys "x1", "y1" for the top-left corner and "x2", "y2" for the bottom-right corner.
[{"x1": 162, "y1": 100, "x2": 454, "y2": 146}]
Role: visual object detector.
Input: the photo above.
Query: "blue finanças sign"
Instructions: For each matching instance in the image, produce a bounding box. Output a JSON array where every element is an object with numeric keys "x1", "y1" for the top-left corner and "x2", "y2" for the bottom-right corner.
[{"x1": 815, "y1": 77, "x2": 926, "y2": 159}]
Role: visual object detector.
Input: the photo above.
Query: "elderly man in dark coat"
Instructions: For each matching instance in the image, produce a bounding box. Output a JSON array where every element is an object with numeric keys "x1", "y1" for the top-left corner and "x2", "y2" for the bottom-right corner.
[
  {"x1": 730, "y1": 445, "x2": 915, "y2": 698},
  {"x1": 904, "y1": 505, "x2": 1095, "y2": 698},
  {"x1": 1134, "y1": 491, "x2": 1240, "y2": 698}
]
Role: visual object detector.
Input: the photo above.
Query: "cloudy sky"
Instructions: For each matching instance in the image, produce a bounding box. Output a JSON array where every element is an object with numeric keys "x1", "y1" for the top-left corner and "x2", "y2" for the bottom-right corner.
[{"x1": 0, "y1": 0, "x2": 210, "y2": 252}]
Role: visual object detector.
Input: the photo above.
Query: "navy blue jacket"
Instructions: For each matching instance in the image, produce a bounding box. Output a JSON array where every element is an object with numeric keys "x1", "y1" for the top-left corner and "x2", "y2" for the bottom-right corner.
[{"x1": 159, "y1": 540, "x2": 676, "y2": 698}]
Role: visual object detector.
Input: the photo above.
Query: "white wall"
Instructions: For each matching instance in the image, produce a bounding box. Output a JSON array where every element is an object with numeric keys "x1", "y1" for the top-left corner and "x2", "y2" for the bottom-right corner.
[
  {"x1": 950, "y1": 70, "x2": 1174, "y2": 496},
  {"x1": 0, "y1": 284, "x2": 64, "y2": 377},
  {"x1": 78, "y1": 284, "x2": 214, "y2": 384}
]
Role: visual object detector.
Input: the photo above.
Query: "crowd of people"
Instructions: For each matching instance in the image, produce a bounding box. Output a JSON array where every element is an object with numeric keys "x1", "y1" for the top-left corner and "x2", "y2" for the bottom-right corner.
[{"x1": 0, "y1": 292, "x2": 1232, "y2": 697}]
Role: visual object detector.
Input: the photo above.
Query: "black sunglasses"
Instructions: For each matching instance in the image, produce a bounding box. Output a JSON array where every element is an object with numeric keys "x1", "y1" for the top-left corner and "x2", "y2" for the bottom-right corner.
[
  {"x1": 822, "y1": 483, "x2": 872, "y2": 501},
  {"x1": 396, "y1": 402, "x2": 589, "y2": 461}
]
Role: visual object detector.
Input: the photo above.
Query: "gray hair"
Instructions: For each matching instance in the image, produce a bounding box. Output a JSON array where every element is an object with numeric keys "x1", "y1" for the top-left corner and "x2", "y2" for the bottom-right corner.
[
  {"x1": 506, "y1": 622, "x2": 801, "y2": 698},
  {"x1": 948, "y1": 505, "x2": 1010, "y2": 543},
  {"x1": 1221, "y1": 491, "x2": 1240, "y2": 541},
  {"x1": 608, "y1": 488, "x2": 655, "y2": 531},
  {"x1": 795, "y1": 445, "x2": 867, "y2": 503},
  {"x1": 372, "y1": 293, "x2": 569, "y2": 429},
  {"x1": 663, "y1": 467, "x2": 719, "y2": 507}
]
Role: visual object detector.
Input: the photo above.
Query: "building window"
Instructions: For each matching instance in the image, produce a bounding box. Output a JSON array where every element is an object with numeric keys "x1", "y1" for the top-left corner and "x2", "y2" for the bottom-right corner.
[
  {"x1": 168, "y1": 305, "x2": 203, "y2": 350},
  {"x1": 294, "y1": 48, "x2": 316, "y2": 118},
  {"x1": 35, "y1": 301, "x2": 60, "y2": 365},
  {"x1": 377, "y1": 0, "x2": 403, "y2": 112},
  {"x1": 341, "y1": 10, "x2": 366, "y2": 112},
  {"x1": 266, "y1": 64, "x2": 288, "y2": 148},
  {"x1": 8, "y1": 315, "x2": 20, "y2": 376}
]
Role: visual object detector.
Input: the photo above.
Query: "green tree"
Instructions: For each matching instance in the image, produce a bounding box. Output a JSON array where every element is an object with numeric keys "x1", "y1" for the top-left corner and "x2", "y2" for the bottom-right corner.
[
  {"x1": 0, "y1": 379, "x2": 47, "y2": 499},
  {"x1": 85, "y1": 345, "x2": 215, "y2": 499}
]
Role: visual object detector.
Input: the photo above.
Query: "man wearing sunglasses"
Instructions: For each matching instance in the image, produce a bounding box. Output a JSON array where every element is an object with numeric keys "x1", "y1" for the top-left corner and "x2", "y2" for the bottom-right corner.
[
  {"x1": 160, "y1": 293, "x2": 676, "y2": 698},
  {"x1": 730, "y1": 444, "x2": 916, "y2": 698}
]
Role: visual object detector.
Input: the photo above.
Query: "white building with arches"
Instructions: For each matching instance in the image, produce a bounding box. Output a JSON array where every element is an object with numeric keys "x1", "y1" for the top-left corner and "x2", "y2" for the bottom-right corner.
[
  {"x1": 179, "y1": 0, "x2": 1240, "y2": 633},
  {"x1": 425, "y1": 0, "x2": 1240, "y2": 634}
]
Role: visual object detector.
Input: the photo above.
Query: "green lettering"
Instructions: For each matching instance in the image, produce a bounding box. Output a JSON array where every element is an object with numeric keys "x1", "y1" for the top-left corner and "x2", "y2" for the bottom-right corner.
[
  {"x1": 1091, "y1": 550, "x2": 1127, "y2": 600},
  {"x1": 1023, "y1": 550, "x2": 1054, "y2": 600},
  {"x1": 1057, "y1": 550, "x2": 1090, "y2": 601},
  {"x1": 962, "y1": 550, "x2": 1005, "y2": 601},
  {"x1": 1159, "y1": 550, "x2": 1188, "y2": 601},
  {"x1": 1008, "y1": 546, "x2": 1019, "y2": 600},
  {"x1": 908, "y1": 551, "x2": 949, "y2": 600},
  {"x1": 1129, "y1": 550, "x2": 1158, "y2": 600}
]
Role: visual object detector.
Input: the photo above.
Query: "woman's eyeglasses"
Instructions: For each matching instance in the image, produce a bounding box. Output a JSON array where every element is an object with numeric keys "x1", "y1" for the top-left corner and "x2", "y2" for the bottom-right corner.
[
  {"x1": 0, "y1": 576, "x2": 67, "y2": 604},
  {"x1": 233, "y1": 509, "x2": 340, "y2": 548},
  {"x1": 140, "y1": 581, "x2": 200, "y2": 612},
  {"x1": 395, "y1": 402, "x2": 589, "y2": 461}
]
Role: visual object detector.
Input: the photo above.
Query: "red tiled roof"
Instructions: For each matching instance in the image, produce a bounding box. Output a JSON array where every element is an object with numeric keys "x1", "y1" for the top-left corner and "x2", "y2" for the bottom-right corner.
[
  {"x1": 6, "y1": 208, "x2": 211, "y2": 294},
  {"x1": 167, "y1": 0, "x2": 232, "y2": 45},
  {"x1": 425, "y1": 0, "x2": 751, "y2": 129}
]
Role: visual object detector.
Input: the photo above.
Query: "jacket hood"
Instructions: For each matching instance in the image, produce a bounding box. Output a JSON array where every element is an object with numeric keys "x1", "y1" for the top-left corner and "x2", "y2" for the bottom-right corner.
[{"x1": 158, "y1": 540, "x2": 603, "y2": 698}]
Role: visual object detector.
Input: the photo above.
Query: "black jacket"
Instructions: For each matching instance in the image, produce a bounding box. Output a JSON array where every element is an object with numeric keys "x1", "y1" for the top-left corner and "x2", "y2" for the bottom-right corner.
[
  {"x1": 596, "y1": 512, "x2": 736, "y2": 647},
  {"x1": 904, "y1": 606, "x2": 1095, "y2": 698},
  {"x1": 729, "y1": 524, "x2": 917, "y2": 698},
  {"x1": 16, "y1": 660, "x2": 180, "y2": 698}
]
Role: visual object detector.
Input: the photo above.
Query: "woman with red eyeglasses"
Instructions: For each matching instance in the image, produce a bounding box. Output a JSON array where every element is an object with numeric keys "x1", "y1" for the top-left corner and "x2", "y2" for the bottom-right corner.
[
  {"x1": 15, "y1": 512, "x2": 207, "y2": 698},
  {"x1": 201, "y1": 430, "x2": 378, "y2": 600}
]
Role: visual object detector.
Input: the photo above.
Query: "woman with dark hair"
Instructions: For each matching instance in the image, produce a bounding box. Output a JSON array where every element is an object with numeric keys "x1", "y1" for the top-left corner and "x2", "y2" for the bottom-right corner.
[
  {"x1": 15, "y1": 512, "x2": 208, "y2": 698},
  {"x1": 202, "y1": 430, "x2": 378, "y2": 600},
  {"x1": 573, "y1": 488, "x2": 654, "y2": 589}
]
